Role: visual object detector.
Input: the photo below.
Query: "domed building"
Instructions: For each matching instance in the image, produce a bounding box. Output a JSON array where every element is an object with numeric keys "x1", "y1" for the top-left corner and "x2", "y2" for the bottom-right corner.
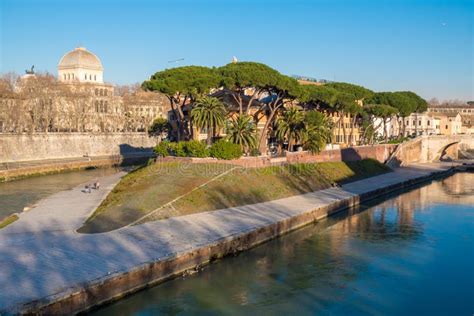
[
  {"x1": 0, "y1": 47, "x2": 171, "y2": 134},
  {"x1": 58, "y1": 47, "x2": 104, "y2": 83}
]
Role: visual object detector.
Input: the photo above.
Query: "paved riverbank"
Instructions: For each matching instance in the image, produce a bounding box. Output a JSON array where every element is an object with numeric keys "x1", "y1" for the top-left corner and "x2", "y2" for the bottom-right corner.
[
  {"x1": 0, "y1": 163, "x2": 456, "y2": 314},
  {"x1": 0, "y1": 171, "x2": 126, "y2": 235}
]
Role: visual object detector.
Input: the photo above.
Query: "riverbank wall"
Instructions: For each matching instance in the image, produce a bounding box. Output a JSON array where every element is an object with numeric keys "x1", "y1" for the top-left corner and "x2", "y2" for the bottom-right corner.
[
  {"x1": 11, "y1": 164, "x2": 456, "y2": 315},
  {"x1": 0, "y1": 153, "x2": 153, "y2": 182},
  {"x1": 0, "y1": 133, "x2": 158, "y2": 163},
  {"x1": 0, "y1": 132, "x2": 158, "y2": 181},
  {"x1": 160, "y1": 144, "x2": 397, "y2": 168}
]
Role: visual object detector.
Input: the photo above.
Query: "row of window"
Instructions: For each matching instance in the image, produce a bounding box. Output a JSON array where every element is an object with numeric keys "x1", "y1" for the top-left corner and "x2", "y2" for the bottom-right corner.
[
  {"x1": 63, "y1": 73, "x2": 75, "y2": 80},
  {"x1": 84, "y1": 73, "x2": 97, "y2": 81},
  {"x1": 431, "y1": 109, "x2": 472, "y2": 113},
  {"x1": 334, "y1": 135, "x2": 359, "y2": 143},
  {"x1": 94, "y1": 88, "x2": 108, "y2": 96},
  {"x1": 95, "y1": 100, "x2": 109, "y2": 113},
  {"x1": 62, "y1": 73, "x2": 98, "y2": 81}
]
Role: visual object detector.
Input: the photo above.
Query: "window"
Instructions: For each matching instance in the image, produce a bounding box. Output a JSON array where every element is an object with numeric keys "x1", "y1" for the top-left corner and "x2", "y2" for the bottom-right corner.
[
  {"x1": 445, "y1": 125, "x2": 448, "y2": 129},
  {"x1": 104, "y1": 90, "x2": 108, "y2": 96},
  {"x1": 63, "y1": 74, "x2": 66, "y2": 80},
  {"x1": 94, "y1": 75, "x2": 97, "y2": 81},
  {"x1": 72, "y1": 74, "x2": 75, "y2": 79},
  {"x1": 95, "y1": 89, "x2": 99, "y2": 96},
  {"x1": 85, "y1": 74, "x2": 87, "y2": 80},
  {"x1": 419, "y1": 120, "x2": 421, "y2": 126},
  {"x1": 427, "y1": 120, "x2": 430, "y2": 126}
]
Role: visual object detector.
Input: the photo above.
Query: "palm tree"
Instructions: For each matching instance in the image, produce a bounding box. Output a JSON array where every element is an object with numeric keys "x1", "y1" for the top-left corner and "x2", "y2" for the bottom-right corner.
[
  {"x1": 191, "y1": 96, "x2": 226, "y2": 145},
  {"x1": 275, "y1": 106, "x2": 305, "y2": 152},
  {"x1": 226, "y1": 115, "x2": 257, "y2": 153},
  {"x1": 303, "y1": 111, "x2": 333, "y2": 153}
]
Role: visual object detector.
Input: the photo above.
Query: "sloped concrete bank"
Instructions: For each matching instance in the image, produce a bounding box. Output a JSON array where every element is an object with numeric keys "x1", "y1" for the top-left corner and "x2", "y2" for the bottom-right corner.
[
  {"x1": 8, "y1": 165, "x2": 456, "y2": 315},
  {"x1": 0, "y1": 153, "x2": 153, "y2": 182}
]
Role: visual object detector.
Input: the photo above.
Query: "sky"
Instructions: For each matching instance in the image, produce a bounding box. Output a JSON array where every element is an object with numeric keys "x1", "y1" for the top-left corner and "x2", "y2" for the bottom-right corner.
[{"x1": 0, "y1": 0, "x2": 472, "y2": 101}]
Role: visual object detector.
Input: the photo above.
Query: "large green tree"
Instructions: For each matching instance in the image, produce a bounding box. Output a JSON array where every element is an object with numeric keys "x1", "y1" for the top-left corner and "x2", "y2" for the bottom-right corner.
[
  {"x1": 191, "y1": 96, "x2": 226, "y2": 145},
  {"x1": 325, "y1": 82, "x2": 374, "y2": 101},
  {"x1": 149, "y1": 117, "x2": 170, "y2": 139},
  {"x1": 218, "y1": 62, "x2": 282, "y2": 115},
  {"x1": 142, "y1": 66, "x2": 221, "y2": 140},
  {"x1": 218, "y1": 62, "x2": 302, "y2": 153},
  {"x1": 362, "y1": 104, "x2": 398, "y2": 143},
  {"x1": 368, "y1": 91, "x2": 426, "y2": 137}
]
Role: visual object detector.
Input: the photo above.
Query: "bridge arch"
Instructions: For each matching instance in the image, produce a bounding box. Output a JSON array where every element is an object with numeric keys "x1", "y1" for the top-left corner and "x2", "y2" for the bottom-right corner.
[{"x1": 437, "y1": 142, "x2": 459, "y2": 161}]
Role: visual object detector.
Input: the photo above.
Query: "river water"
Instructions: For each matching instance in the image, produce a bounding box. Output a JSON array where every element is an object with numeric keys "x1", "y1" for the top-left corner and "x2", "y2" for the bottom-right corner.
[
  {"x1": 0, "y1": 167, "x2": 120, "y2": 219},
  {"x1": 91, "y1": 172, "x2": 474, "y2": 316}
]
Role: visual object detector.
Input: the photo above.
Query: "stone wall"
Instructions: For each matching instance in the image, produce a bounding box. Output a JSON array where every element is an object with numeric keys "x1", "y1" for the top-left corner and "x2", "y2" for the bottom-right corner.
[
  {"x1": 286, "y1": 145, "x2": 396, "y2": 164},
  {"x1": 0, "y1": 133, "x2": 159, "y2": 163},
  {"x1": 159, "y1": 144, "x2": 397, "y2": 168}
]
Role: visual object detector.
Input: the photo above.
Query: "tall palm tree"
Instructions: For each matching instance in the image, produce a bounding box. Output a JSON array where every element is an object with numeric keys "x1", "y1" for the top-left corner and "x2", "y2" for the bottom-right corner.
[
  {"x1": 226, "y1": 115, "x2": 257, "y2": 153},
  {"x1": 191, "y1": 96, "x2": 226, "y2": 145},
  {"x1": 303, "y1": 110, "x2": 333, "y2": 153},
  {"x1": 276, "y1": 106, "x2": 305, "y2": 152}
]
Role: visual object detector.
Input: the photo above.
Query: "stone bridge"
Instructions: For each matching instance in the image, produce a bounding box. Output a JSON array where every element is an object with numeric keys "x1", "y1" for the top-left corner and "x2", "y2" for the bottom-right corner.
[{"x1": 387, "y1": 135, "x2": 474, "y2": 167}]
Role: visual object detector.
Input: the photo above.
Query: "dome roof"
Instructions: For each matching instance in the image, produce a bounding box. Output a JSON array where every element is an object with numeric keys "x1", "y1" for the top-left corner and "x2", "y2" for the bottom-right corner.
[{"x1": 58, "y1": 47, "x2": 103, "y2": 71}]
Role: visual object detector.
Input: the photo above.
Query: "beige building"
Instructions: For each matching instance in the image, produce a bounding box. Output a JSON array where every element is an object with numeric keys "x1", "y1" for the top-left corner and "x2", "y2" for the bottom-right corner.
[
  {"x1": 438, "y1": 112, "x2": 462, "y2": 135},
  {"x1": 0, "y1": 47, "x2": 170, "y2": 134},
  {"x1": 428, "y1": 103, "x2": 473, "y2": 135},
  {"x1": 58, "y1": 47, "x2": 104, "y2": 84}
]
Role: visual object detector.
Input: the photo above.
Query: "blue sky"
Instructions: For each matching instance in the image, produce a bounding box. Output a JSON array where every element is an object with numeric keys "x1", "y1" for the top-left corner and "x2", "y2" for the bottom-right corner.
[{"x1": 1, "y1": 0, "x2": 472, "y2": 101}]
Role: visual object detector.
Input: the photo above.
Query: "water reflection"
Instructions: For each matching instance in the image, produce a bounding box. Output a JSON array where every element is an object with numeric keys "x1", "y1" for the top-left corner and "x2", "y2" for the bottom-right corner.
[
  {"x1": 0, "y1": 167, "x2": 120, "y2": 219},
  {"x1": 91, "y1": 173, "x2": 474, "y2": 315}
]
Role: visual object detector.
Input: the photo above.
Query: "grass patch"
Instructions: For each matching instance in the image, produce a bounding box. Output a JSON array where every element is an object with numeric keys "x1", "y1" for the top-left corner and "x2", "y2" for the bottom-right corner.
[
  {"x1": 0, "y1": 214, "x2": 19, "y2": 229},
  {"x1": 78, "y1": 159, "x2": 390, "y2": 233}
]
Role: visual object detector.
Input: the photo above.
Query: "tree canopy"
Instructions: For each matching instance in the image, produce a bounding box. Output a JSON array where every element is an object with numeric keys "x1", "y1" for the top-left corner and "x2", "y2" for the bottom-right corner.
[
  {"x1": 325, "y1": 82, "x2": 374, "y2": 101},
  {"x1": 142, "y1": 66, "x2": 220, "y2": 100}
]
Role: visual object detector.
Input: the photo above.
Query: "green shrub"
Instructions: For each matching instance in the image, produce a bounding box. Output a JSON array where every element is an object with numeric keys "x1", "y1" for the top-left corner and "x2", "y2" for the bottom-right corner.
[
  {"x1": 184, "y1": 140, "x2": 209, "y2": 158},
  {"x1": 209, "y1": 140, "x2": 242, "y2": 160},
  {"x1": 171, "y1": 142, "x2": 187, "y2": 157},
  {"x1": 154, "y1": 141, "x2": 170, "y2": 157},
  {"x1": 249, "y1": 148, "x2": 261, "y2": 157},
  {"x1": 155, "y1": 140, "x2": 211, "y2": 158}
]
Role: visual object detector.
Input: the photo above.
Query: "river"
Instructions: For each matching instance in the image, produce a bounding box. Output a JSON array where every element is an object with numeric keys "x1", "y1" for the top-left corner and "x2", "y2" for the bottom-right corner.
[{"x1": 90, "y1": 172, "x2": 474, "y2": 315}]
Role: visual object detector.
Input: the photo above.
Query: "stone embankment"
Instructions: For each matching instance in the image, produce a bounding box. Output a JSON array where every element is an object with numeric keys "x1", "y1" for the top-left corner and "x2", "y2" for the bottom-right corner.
[
  {"x1": 161, "y1": 144, "x2": 396, "y2": 168},
  {"x1": 0, "y1": 133, "x2": 158, "y2": 163},
  {"x1": 0, "y1": 132, "x2": 159, "y2": 181},
  {"x1": 0, "y1": 162, "x2": 457, "y2": 314},
  {"x1": 0, "y1": 153, "x2": 152, "y2": 182}
]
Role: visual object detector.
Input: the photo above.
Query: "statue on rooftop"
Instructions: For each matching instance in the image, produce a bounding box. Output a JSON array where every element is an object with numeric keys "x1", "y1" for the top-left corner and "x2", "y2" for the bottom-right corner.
[{"x1": 25, "y1": 65, "x2": 35, "y2": 75}]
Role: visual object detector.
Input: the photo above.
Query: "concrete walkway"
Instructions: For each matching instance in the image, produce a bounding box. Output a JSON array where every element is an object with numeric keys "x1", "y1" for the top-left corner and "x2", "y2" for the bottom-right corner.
[
  {"x1": 0, "y1": 171, "x2": 126, "y2": 236},
  {"x1": 0, "y1": 163, "x2": 454, "y2": 312}
]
